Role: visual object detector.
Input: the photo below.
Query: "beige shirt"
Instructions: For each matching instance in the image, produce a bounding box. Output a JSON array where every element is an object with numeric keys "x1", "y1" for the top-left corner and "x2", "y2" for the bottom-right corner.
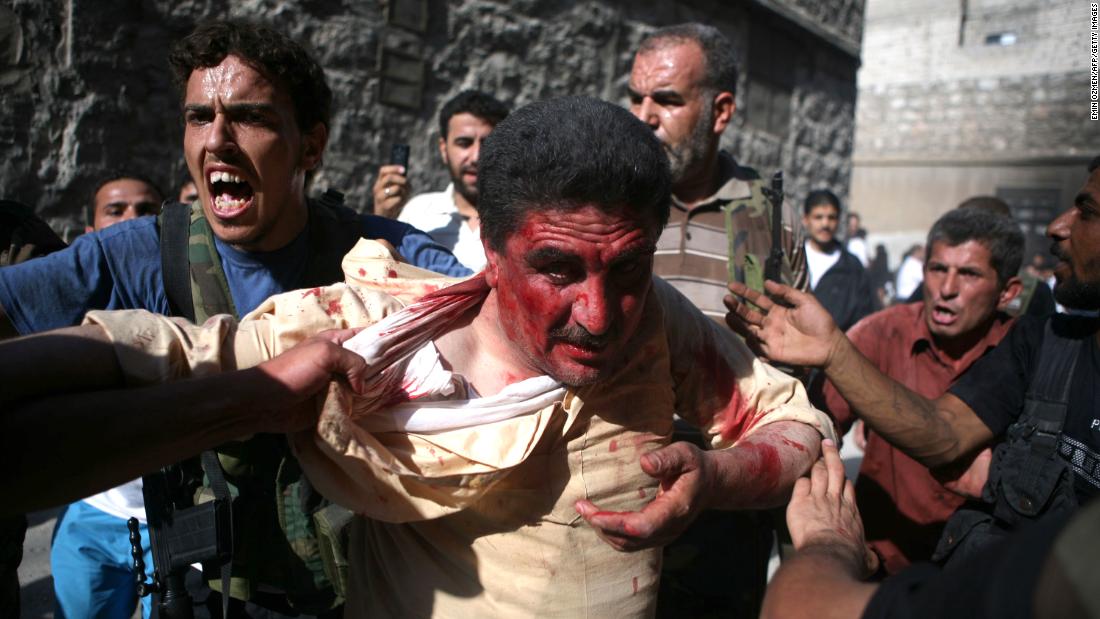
[{"x1": 84, "y1": 240, "x2": 834, "y2": 618}]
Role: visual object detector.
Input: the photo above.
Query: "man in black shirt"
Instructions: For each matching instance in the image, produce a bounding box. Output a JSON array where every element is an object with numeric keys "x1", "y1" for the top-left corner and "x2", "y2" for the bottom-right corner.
[
  {"x1": 761, "y1": 440, "x2": 1096, "y2": 619},
  {"x1": 726, "y1": 156, "x2": 1100, "y2": 562}
]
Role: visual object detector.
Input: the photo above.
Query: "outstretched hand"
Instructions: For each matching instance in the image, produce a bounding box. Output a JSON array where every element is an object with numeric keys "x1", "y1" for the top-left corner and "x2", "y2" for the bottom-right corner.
[
  {"x1": 254, "y1": 328, "x2": 367, "y2": 433},
  {"x1": 575, "y1": 442, "x2": 712, "y2": 551},
  {"x1": 787, "y1": 439, "x2": 879, "y2": 577},
  {"x1": 724, "y1": 280, "x2": 845, "y2": 369}
]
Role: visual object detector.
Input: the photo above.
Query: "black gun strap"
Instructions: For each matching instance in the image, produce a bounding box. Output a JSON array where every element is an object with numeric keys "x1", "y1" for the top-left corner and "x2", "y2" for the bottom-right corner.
[
  {"x1": 200, "y1": 450, "x2": 233, "y2": 619},
  {"x1": 770, "y1": 177, "x2": 782, "y2": 271},
  {"x1": 159, "y1": 202, "x2": 195, "y2": 322}
]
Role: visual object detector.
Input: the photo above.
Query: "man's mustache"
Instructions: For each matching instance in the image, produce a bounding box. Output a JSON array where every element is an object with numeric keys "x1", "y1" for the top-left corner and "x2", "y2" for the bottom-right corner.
[
  {"x1": 1050, "y1": 243, "x2": 1068, "y2": 262},
  {"x1": 549, "y1": 324, "x2": 616, "y2": 349}
]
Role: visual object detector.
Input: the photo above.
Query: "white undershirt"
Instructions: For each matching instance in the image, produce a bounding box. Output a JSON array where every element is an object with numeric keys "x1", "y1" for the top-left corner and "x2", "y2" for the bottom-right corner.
[{"x1": 805, "y1": 241, "x2": 842, "y2": 290}]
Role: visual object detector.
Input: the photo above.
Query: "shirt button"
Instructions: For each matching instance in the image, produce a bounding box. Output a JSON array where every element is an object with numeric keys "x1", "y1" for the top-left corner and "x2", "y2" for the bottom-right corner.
[{"x1": 1020, "y1": 497, "x2": 1034, "y2": 511}]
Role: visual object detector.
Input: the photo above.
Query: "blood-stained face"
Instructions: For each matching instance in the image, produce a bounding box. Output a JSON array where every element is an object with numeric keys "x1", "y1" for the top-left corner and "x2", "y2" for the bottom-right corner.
[
  {"x1": 483, "y1": 205, "x2": 659, "y2": 386},
  {"x1": 1048, "y1": 168, "x2": 1100, "y2": 310},
  {"x1": 183, "y1": 55, "x2": 326, "y2": 252}
]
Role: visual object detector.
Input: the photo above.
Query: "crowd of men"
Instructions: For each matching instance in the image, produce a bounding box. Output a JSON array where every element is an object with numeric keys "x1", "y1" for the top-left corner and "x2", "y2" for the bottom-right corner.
[{"x1": 0, "y1": 15, "x2": 1096, "y2": 619}]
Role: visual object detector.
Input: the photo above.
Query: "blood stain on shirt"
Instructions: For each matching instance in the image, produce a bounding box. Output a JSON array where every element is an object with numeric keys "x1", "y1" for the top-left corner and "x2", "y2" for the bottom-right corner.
[
  {"x1": 358, "y1": 268, "x2": 366, "y2": 277},
  {"x1": 301, "y1": 287, "x2": 322, "y2": 299},
  {"x1": 325, "y1": 299, "x2": 343, "y2": 316},
  {"x1": 694, "y1": 344, "x2": 758, "y2": 441},
  {"x1": 609, "y1": 439, "x2": 619, "y2": 453},
  {"x1": 632, "y1": 576, "x2": 639, "y2": 595},
  {"x1": 387, "y1": 269, "x2": 398, "y2": 278}
]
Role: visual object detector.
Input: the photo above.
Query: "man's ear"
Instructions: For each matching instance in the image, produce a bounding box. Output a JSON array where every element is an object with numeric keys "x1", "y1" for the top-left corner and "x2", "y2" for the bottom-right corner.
[
  {"x1": 438, "y1": 137, "x2": 449, "y2": 165},
  {"x1": 301, "y1": 122, "x2": 328, "y2": 171},
  {"x1": 997, "y1": 275, "x2": 1024, "y2": 310},
  {"x1": 483, "y1": 239, "x2": 500, "y2": 288},
  {"x1": 712, "y1": 91, "x2": 736, "y2": 135}
]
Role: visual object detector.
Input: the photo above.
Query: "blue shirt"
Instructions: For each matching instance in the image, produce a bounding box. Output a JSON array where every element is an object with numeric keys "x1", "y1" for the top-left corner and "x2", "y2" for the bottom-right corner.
[{"x1": 0, "y1": 211, "x2": 470, "y2": 334}]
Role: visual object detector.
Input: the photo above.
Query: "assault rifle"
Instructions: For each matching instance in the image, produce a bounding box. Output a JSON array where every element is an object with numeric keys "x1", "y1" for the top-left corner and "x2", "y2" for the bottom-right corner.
[
  {"x1": 129, "y1": 454, "x2": 234, "y2": 619},
  {"x1": 762, "y1": 171, "x2": 785, "y2": 284}
]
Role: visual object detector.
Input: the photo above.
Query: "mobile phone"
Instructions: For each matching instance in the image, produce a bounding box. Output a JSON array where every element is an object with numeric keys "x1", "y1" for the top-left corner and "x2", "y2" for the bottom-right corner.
[{"x1": 390, "y1": 143, "x2": 410, "y2": 169}]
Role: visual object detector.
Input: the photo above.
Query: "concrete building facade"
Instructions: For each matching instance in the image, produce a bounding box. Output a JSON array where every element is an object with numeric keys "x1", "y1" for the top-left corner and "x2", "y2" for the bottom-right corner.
[{"x1": 851, "y1": 0, "x2": 1100, "y2": 267}]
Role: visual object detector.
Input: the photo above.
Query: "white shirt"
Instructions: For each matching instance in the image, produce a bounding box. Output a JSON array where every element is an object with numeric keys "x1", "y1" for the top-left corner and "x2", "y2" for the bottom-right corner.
[
  {"x1": 895, "y1": 255, "x2": 924, "y2": 301},
  {"x1": 82, "y1": 479, "x2": 146, "y2": 522},
  {"x1": 805, "y1": 241, "x2": 842, "y2": 290},
  {"x1": 399, "y1": 184, "x2": 486, "y2": 272},
  {"x1": 847, "y1": 236, "x2": 869, "y2": 267}
]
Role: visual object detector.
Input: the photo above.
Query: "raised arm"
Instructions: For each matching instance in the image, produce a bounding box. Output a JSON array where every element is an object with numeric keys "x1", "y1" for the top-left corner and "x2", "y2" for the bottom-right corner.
[
  {"x1": 725, "y1": 280, "x2": 993, "y2": 467},
  {"x1": 0, "y1": 324, "x2": 365, "y2": 515}
]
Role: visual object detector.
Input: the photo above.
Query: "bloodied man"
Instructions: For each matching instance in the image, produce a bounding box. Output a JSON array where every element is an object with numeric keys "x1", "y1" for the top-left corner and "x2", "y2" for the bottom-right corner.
[{"x1": 0, "y1": 97, "x2": 833, "y2": 616}]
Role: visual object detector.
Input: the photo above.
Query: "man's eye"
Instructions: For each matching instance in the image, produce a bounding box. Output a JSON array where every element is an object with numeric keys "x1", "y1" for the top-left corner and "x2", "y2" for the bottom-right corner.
[
  {"x1": 185, "y1": 112, "x2": 211, "y2": 125},
  {"x1": 541, "y1": 264, "x2": 577, "y2": 283}
]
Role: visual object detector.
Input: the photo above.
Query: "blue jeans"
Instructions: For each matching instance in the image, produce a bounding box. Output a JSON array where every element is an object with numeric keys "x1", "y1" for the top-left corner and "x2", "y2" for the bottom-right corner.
[{"x1": 51, "y1": 501, "x2": 154, "y2": 619}]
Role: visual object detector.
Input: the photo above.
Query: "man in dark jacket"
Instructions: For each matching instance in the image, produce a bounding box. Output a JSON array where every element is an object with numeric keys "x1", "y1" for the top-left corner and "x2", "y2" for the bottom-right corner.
[{"x1": 802, "y1": 190, "x2": 875, "y2": 331}]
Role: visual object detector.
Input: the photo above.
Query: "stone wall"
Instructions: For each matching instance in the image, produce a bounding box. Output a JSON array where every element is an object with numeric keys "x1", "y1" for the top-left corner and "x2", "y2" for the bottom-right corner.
[{"x1": 0, "y1": 0, "x2": 862, "y2": 239}]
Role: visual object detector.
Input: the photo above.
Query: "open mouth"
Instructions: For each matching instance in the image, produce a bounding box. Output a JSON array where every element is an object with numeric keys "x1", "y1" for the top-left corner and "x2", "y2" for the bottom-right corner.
[
  {"x1": 207, "y1": 170, "x2": 255, "y2": 218},
  {"x1": 931, "y1": 304, "x2": 957, "y2": 325}
]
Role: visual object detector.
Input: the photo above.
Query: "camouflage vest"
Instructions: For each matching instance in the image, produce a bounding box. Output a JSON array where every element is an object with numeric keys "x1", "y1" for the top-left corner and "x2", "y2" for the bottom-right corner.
[
  {"x1": 933, "y1": 317, "x2": 1086, "y2": 566},
  {"x1": 155, "y1": 193, "x2": 360, "y2": 612}
]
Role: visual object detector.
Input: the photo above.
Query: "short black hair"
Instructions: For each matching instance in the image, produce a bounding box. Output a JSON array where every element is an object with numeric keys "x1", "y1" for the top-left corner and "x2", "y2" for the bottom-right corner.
[
  {"x1": 956, "y1": 195, "x2": 1012, "y2": 217},
  {"x1": 804, "y1": 189, "x2": 841, "y2": 216},
  {"x1": 638, "y1": 23, "x2": 739, "y2": 96},
  {"x1": 168, "y1": 20, "x2": 332, "y2": 133},
  {"x1": 925, "y1": 208, "x2": 1024, "y2": 287},
  {"x1": 439, "y1": 90, "x2": 510, "y2": 139},
  {"x1": 477, "y1": 96, "x2": 671, "y2": 252},
  {"x1": 87, "y1": 170, "x2": 165, "y2": 226}
]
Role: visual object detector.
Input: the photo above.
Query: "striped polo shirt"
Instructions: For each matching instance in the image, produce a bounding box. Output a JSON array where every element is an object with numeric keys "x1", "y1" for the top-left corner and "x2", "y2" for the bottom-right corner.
[{"x1": 653, "y1": 153, "x2": 808, "y2": 320}]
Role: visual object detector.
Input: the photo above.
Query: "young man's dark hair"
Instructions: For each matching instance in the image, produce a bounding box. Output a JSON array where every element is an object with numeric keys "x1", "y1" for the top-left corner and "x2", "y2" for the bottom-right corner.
[
  {"x1": 803, "y1": 189, "x2": 841, "y2": 216},
  {"x1": 1088, "y1": 154, "x2": 1100, "y2": 173},
  {"x1": 168, "y1": 20, "x2": 332, "y2": 133},
  {"x1": 957, "y1": 195, "x2": 1012, "y2": 217},
  {"x1": 85, "y1": 170, "x2": 165, "y2": 227},
  {"x1": 477, "y1": 96, "x2": 671, "y2": 252},
  {"x1": 438, "y1": 90, "x2": 510, "y2": 139},
  {"x1": 925, "y1": 207, "x2": 1024, "y2": 286},
  {"x1": 637, "y1": 23, "x2": 739, "y2": 96}
]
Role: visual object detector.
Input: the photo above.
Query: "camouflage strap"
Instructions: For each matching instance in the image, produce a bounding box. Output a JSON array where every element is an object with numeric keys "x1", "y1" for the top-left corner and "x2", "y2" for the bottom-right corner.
[{"x1": 186, "y1": 201, "x2": 238, "y2": 322}]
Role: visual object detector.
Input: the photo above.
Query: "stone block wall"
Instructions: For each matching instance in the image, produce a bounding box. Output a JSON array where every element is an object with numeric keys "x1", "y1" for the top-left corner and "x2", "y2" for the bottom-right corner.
[
  {"x1": 855, "y1": 0, "x2": 1098, "y2": 163},
  {"x1": 0, "y1": 0, "x2": 862, "y2": 239},
  {"x1": 851, "y1": 0, "x2": 1098, "y2": 254}
]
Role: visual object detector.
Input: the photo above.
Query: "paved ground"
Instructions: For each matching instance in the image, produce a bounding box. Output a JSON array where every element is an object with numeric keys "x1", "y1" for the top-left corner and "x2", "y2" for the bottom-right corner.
[{"x1": 18, "y1": 507, "x2": 60, "y2": 619}]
